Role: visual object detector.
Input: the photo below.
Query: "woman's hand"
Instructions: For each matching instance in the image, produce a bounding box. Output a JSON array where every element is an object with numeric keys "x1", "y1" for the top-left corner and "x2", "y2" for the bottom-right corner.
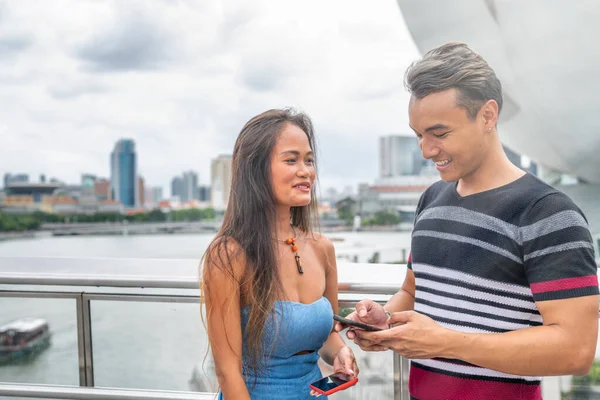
[
  {"x1": 333, "y1": 345, "x2": 359, "y2": 377},
  {"x1": 310, "y1": 346, "x2": 359, "y2": 397}
]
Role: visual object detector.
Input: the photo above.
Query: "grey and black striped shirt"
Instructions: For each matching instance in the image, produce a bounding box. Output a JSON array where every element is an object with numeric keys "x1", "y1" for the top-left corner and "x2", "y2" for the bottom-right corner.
[{"x1": 407, "y1": 173, "x2": 598, "y2": 400}]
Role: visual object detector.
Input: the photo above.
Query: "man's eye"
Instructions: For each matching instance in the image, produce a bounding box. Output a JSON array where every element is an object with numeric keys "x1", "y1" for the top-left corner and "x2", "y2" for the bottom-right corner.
[
  {"x1": 435, "y1": 132, "x2": 449, "y2": 138},
  {"x1": 285, "y1": 159, "x2": 296, "y2": 163}
]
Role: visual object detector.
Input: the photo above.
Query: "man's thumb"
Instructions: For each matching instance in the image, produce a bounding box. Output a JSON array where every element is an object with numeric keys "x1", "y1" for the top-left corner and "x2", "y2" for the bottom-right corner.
[{"x1": 388, "y1": 310, "x2": 414, "y2": 325}]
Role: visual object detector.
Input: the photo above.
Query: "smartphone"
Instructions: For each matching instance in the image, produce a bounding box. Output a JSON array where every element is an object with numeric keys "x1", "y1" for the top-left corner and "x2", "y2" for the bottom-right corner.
[
  {"x1": 309, "y1": 373, "x2": 358, "y2": 396},
  {"x1": 333, "y1": 315, "x2": 382, "y2": 332}
]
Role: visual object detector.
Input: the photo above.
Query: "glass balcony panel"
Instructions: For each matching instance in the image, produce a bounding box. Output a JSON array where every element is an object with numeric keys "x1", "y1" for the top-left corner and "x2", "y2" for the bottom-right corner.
[{"x1": 0, "y1": 298, "x2": 78, "y2": 387}]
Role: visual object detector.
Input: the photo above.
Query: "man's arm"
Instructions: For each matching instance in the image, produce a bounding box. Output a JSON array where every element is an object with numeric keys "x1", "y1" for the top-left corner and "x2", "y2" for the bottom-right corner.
[
  {"x1": 384, "y1": 268, "x2": 416, "y2": 314},
  {"x1": 446, "y1": 295, "x2": 598, "y2": 376},
  {"x1": 360, "y1": 291, "x2": 598, "y2": 376}
]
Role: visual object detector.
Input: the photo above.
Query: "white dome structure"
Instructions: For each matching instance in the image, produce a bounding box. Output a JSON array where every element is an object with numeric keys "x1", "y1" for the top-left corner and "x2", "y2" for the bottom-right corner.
[{"x1": 397, "y1": 0, "x2": 600, "y2": 184}]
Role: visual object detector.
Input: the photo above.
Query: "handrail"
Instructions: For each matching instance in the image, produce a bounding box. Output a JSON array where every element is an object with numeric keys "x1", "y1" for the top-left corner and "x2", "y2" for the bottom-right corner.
[
  {"x1": 0, "y1": 256, "x2": 406, "y2": 294},
  {"x1": 0, "y1": 383, "x2": 215, "y2": 399},
  {"x1": 0, "y1": 273, "x2": 402, "y2": 295},
  {"x1": 0, "y1": 272, "x2": 200, "y2": 289}
]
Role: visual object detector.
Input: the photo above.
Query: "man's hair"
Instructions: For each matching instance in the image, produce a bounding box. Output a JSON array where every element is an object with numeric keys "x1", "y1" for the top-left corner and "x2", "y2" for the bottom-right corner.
[{"x1": 404, "y1": 42, "x2": 503, "y2": 120}]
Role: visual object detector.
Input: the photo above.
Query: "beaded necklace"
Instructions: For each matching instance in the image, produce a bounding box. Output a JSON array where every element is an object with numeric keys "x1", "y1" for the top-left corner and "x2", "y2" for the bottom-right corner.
[{"x1": 276, "y1": 225, "x2": 303, "y2": 275}]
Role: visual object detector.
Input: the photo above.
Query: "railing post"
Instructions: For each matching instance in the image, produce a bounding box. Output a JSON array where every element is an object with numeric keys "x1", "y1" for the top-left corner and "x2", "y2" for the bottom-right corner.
[
  {"x1": 393, "y1": 353, "x2": 410, "y2": 399},
  {"x1": 76, "y1": 293, "x2": 95, "y2": 387},
  {"x1": 393, "y1": 352, "x2": 401, "y2": 399},
  {"x1": 401, "y1": 355, "x2": 410, "y2": 399},
  {"x1": 75, "y1": 294, "x2": 87, "y2": 386},
  {"x1": 82, "y1": 294, "x2": 95, "y2": 386}
]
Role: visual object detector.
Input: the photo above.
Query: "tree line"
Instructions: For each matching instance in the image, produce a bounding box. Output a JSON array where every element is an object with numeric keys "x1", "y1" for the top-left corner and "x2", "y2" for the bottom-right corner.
[{"x1": 0, "y1": 208, "x2": 217, "y2": 232}]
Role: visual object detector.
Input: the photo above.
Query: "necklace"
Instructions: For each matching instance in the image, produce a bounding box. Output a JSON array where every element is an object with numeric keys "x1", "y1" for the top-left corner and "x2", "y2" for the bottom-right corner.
[{"x1": 280, "y1": 225, "x2": 304, "y2": 275}]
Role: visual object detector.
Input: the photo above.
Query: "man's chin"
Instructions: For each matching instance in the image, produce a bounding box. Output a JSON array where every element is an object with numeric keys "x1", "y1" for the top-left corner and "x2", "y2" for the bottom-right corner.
[{"x1": 439, "y1": 172, "x2": 459, "y2": 183}]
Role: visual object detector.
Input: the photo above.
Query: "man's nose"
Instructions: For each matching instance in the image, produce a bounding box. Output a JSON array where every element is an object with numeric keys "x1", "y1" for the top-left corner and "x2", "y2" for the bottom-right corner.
[{"x1": 420, "y1": 137, "x2": 440, "y2": 160}]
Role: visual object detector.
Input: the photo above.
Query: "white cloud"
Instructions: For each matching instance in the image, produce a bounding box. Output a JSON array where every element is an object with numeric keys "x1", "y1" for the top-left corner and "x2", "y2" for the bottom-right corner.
[{"x1": 0, "y1": 0, "x2": 420, "y2": 194}]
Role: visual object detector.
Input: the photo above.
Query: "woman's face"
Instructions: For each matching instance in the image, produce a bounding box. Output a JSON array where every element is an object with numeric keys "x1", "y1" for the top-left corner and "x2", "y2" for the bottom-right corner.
[{"x1": 270, "y1": 123, "x2": 315, "y2": 208}]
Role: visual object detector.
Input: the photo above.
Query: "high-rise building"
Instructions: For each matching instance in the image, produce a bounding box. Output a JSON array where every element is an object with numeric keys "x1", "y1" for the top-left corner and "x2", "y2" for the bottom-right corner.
[
  {"x1": 171, "y1": 177, "x2": 183, "y2": 199},
  {"x1": 211, "y1": 155, "x2": 233, "y2": 211},
  {"x1": 379, "y1": 136, "x2": 421, "y2": 177},
  {"x1": 110, "y1": 139, "x2": 138, "y2": 208},
  {"x1": 144, "y1": 186, "x2": 163, "y2": 205},
  {"x1": 137, "y1": 176, "x2": 145, "y2": 206},
  {"x1": 197, "y1": 185, "x2": 211, "y2": 202},
  {"x1": 181, "y1": 171, "x2": 199, "y2": 202}
]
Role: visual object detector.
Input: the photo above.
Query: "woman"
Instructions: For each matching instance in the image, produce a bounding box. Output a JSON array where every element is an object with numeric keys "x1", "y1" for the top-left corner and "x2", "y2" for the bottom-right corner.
[{"x1": 201, "y1": 109, "x2": 358, "y2": 399}]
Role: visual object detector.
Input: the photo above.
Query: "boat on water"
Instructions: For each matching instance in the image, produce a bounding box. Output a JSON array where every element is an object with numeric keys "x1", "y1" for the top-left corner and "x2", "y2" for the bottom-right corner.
[{"x1": 0, "y1": 318, "x2": 51, "y2": 363}]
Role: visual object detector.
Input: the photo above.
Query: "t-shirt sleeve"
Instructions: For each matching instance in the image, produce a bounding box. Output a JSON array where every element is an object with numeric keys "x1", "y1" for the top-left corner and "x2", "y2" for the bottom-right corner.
[
  {"x1": 408, "y1": 190, "x2": 428, "y2": 271},
  {"x1": 521, "y1": 192, "x2": 598, "y2": 301}
]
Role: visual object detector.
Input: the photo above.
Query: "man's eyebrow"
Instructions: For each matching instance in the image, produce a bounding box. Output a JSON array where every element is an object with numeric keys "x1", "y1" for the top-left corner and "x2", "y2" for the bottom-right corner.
[
  {"x1": 424, "y1": 124, "x2": 450, "y2": 132},
  {"x1": 409, "y1": 124, "x2": 450, "y2": 135}
]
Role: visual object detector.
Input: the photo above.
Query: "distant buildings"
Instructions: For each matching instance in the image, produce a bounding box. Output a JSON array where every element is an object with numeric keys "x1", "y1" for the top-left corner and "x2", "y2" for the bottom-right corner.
[
  {"x1": 379, "y1": 135, "x2": 421, "y2": 177},
  {"x1": 197, "y1": 185, "x2": 211, "y2": 203},
  {"x1": 171, "y1": 176, "x2": 183, "y2": 199},
  {"x1": 145, "y1": 186, "x2": 164, "y2": 205},
  {"x1": 353, "y1": 135, "x2": 442, "y2": 221},
  {"x1": 1, "y1": 137, "x2": 219, "y2": 215},
  {"x1": 137, "y1": 176, "x2": 145, "y2": 206},
  {"x1": 110, "y1": 139, "x2": 138, "y2": 208},
  {"x1": 3, "y1": 173, "x2": 29, "y2": 188},
  {"x1": 181, "y1": 171, "x2": 198, "y2": 203},
  {"x1": 211, "y1": 155, "x2": 232, "y2": 211},
  {"x1": 94, "y1": 179, "x2": 110, "y2": 201},
  {"x1": 169, "y1": 171, "x2": 211, "y2": 206}
]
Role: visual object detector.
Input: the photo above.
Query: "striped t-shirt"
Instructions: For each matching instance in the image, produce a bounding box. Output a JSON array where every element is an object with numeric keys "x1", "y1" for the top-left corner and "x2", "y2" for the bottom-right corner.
[{"x1": 408, "y1": 173, "x2": 598, "y2": 400}]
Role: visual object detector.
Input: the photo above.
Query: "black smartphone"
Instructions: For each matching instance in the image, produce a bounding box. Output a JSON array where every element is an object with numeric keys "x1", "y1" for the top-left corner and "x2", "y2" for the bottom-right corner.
[{"x1": 333, "y1": 315, "x2": 382, "y2": 332}]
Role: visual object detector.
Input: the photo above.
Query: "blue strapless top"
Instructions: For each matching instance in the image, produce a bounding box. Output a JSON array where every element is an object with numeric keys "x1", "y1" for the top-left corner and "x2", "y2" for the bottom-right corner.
[{"x1": 218, "y1": 296, "x2": 334, "y2": 400}]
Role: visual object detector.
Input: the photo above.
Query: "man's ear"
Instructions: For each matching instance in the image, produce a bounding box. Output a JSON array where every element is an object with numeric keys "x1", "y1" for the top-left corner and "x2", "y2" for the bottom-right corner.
[{"x1": 481, "y1": 99, "x2": 499, "y2": 128}]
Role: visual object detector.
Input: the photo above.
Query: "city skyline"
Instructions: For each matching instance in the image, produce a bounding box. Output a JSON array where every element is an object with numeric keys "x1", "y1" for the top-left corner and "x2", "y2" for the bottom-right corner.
[
  {"x1": 0, "y1": 0, "x2": 420, "y2": 194},
  {"x1": 1, "y1": 132, "x2": 419, "y2": 199}
]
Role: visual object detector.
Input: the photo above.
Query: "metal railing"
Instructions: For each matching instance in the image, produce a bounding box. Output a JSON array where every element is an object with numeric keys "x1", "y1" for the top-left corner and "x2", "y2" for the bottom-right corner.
[
  {"x1": 0, "y1": 257, "x2": 409, "y2": 399},
  {"x1": 0, "y1": 383, "x2": 215, "y2": 399}
]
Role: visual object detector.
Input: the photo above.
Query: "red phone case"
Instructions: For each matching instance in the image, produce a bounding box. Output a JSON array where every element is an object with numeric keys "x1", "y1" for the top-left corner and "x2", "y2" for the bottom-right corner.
[{"x1": 309, "y1": 376, "x2": 358, "y2": 396}]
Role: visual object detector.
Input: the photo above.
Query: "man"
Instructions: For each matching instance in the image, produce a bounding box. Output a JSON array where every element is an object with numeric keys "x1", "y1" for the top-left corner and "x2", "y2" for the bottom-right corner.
[{"x1": 335, "y1": 42, "x2": 599, "y2": 400}]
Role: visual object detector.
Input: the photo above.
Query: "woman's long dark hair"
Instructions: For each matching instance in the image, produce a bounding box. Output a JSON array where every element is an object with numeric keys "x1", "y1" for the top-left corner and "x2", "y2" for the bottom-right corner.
[{"x1": 202, "y1": 108, "x2": 320, "y2": 379}]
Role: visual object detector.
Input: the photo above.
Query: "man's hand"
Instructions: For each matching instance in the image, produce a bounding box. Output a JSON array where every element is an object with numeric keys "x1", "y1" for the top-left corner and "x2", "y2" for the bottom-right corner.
[
  {"x1": 333, "y1": 299, "x2": 390, "y2": 351},
  {"x1": 354, "y1": 310, "x2": 452, "y2": 359}
]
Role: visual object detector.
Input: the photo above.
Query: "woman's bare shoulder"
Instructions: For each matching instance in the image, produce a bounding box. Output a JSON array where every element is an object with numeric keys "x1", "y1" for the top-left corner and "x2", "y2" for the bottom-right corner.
[{"x1": 203, "y1": 236, "x2": 247, "y2": 277}]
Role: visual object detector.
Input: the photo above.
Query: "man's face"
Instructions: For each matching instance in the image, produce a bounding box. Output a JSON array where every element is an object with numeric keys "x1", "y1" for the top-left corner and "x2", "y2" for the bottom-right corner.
[{"x1": 408, "y1": 89, "x2": 491, "y2": 183}]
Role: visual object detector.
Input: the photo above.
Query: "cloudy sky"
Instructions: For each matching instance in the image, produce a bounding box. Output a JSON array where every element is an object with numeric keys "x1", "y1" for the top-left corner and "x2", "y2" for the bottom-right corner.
[{"x1": 0, "y1": 0, "x2": 421, "y2": 195}]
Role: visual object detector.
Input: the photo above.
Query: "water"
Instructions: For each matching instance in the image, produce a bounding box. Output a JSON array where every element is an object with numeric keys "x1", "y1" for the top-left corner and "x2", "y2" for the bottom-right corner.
[
  {"x1": 0, "y1": 231, "x2": 411, "y2": 262},
  {"x1": 0, "y1": 231, "x2": 411, "y2": 399}
]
